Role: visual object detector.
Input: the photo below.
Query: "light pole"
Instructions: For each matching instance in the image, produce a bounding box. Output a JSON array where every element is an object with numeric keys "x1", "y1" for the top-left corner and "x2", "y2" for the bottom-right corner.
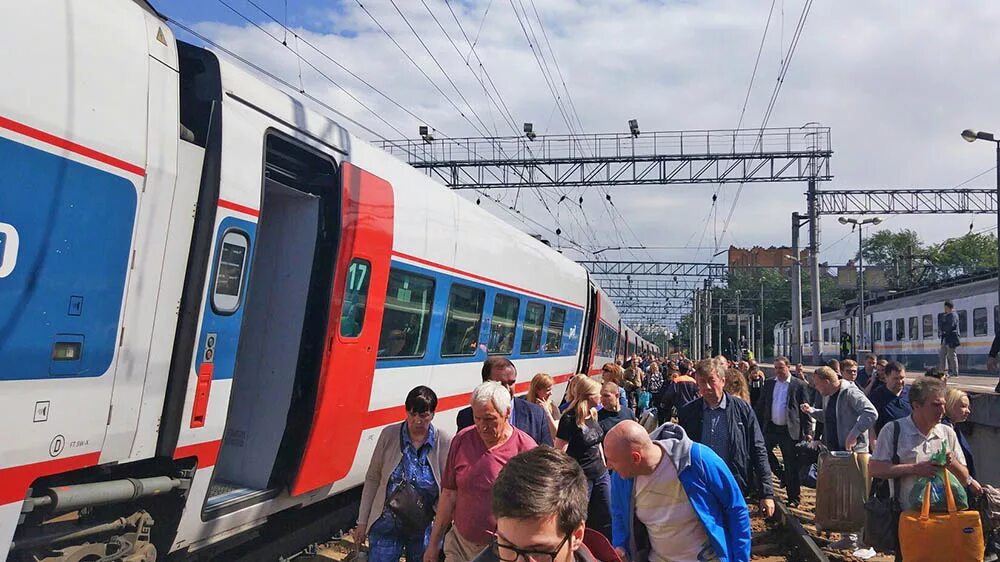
[
  {"x1": 961, "y1": 129, "x2": 1000, "y2": 343},
  {"x1": 838, "y1": 216, "x2": 882, "y2": 359}
]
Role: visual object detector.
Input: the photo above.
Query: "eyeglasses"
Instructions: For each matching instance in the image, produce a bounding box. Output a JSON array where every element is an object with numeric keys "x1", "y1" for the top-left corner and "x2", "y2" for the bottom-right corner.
[{"x1": 489, "y1": 532, "x2": 571, "y2": 562}]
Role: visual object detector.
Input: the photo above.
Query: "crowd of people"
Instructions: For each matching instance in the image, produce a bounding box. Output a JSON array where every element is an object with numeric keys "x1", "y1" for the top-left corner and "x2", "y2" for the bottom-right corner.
[{"x1": 351, "y1": 352, "x2": 983, "y2": 562}]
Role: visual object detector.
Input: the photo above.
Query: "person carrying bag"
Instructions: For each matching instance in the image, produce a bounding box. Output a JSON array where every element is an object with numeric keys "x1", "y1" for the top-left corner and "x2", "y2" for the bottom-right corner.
[{"x1": 899, "y1": 465, "x2": 984, "y2": 562}]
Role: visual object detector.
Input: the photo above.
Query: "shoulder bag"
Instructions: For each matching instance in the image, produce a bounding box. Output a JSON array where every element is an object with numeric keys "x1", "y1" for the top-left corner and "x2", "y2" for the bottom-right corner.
[
  {"x1": 863, "y1": 419, "x2": 902, "y2": 553},
  {"x1": 386, "y1": 431, "x2": 436, "y2": 537}
]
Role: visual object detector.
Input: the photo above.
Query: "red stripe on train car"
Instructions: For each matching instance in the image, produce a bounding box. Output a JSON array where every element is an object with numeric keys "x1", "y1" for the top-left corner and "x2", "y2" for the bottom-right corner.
[
  {"x1": 0, "y1": 452, "x2": 101, "y2": 505},
  {"x1": 173, "y1": 439, "x2": 222, "y2": 468},
  {"x1": 218, "y1": 198, "x2": 261, "y2": 218},
  {"x1": 0, "y1": 115, "x2": 145, "y2": 176},
  {"x1": 391, "y1": 251, "x2": 584, "y2": 310}
]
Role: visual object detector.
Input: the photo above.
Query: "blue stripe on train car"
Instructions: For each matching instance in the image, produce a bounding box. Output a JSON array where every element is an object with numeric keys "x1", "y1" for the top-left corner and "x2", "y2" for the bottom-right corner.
[
  {"x1": 376, "y1": 259, "x2": 583, "y2": 369},
  {"x1": 0, "y1": 136, "x2": 137, "y2": 380}
]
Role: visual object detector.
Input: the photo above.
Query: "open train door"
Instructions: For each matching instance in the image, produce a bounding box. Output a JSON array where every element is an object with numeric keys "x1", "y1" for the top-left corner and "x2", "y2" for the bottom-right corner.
[
  {"x1": 290, "y1": 162, "x2": 394, "y2": 496},
  {"x1": 577, "y1": 283, "x2": 600, "y2": 374}
]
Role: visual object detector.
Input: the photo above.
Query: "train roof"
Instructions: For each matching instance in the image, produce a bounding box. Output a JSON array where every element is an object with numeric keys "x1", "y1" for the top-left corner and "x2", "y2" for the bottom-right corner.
[{"x1": 865, "y1": 275, "x2": 998, "y2": 313}]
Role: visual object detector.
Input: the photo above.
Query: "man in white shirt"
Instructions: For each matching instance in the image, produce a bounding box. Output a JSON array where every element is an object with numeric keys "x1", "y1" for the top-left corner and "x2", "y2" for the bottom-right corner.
[{"x1": 754, "y1": 357, "x2": 812, "y2": 507}]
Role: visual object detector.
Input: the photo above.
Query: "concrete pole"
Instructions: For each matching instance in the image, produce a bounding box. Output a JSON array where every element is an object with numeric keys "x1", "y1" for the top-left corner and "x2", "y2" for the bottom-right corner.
[
  {"x1": 704, "y1": 288, "x2": 713, "y2": 357},
  {"x1": 717, "y1": 297, "x2": 723, "y2": 357},
  {"x1": 791, "y1": 212, "x2": 804, "y2": 364},
  {"x1": 808, "y1": 179, "x2": 823, "y2": 365}
]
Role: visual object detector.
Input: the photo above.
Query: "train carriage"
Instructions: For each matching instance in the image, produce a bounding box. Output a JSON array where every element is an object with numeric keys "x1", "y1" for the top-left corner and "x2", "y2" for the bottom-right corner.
[{"x1": 0, "y1": 3, "x2": 653, "y2": 560}]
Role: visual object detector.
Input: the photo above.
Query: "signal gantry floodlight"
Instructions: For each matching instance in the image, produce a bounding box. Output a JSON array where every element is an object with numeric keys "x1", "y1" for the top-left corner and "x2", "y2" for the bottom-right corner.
[
  {"x1": 524, "y1": 122, "x2": 536, "y2": 141},
  {"x1": 419, "y1": 125, "x2": 434, "y2": 143},
  {"x1": 962, "y1": 129, "x2": 995, "y2": 143},
  {"x1": 629, "y1": 119, "x2": 640, "y2": 138}
]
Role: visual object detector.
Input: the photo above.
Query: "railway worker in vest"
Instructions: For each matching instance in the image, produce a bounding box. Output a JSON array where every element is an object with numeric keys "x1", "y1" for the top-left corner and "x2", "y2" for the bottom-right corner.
[
  {"x1": 555, "y1": 377, "x2": 613, "y2": 540},
  {"x1": 426, "y1": 381, "x2": 538, "y2": 562},
  {"x1": 456, "y1": 357, "x2": 554, "y2": 446},
  {"x1": 354, "y1": 387, "x2": 453, "y2": 562},
  {"x1": 869, "y1": 377, "x2": 970, "y2": 511},
  {"x1": 754, "y1": 356, "x2": 813, "y2": 508},
  {"x1": 678, "y1": 359, "x2": 776, "y2": 519},
  {"x1": 604, "y1": 420, "x2": 752, "y2": 562},
  {"x1": 939, "y1": 300, "x2": 961, "y2": 377},
  {"x1": 869, "y1": 361, "x2": 912, "y2": 438},
  {"x1": 472, "y1": 447, "x2": 599, "y2": 562}
]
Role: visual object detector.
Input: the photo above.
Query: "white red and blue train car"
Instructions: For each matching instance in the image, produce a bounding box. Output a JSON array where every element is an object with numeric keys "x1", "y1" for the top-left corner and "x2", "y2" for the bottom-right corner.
[{"x1": 0, "y1": 2, "x2": 655, "y2": 560}]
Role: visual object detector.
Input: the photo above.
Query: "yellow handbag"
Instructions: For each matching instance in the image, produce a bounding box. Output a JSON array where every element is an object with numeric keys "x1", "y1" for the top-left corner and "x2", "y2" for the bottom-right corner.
[{"x1": 898, "y1": 468, "x2": 984, "y2": 562}]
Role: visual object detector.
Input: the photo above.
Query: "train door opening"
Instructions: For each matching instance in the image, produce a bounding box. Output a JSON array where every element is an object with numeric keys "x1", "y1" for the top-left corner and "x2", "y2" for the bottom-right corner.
[
  {"x1": 206, "y1": 132, "x2": 339, "y2": 514},
  {"x1": 578, "y1": 287, "x2": 599, "y2": 373}
]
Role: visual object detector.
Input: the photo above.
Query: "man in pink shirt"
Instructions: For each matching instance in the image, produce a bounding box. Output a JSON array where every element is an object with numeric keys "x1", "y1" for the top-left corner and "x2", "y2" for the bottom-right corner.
[{"x1": 424, "y1": 381, "x2": 537, "y2": 562}]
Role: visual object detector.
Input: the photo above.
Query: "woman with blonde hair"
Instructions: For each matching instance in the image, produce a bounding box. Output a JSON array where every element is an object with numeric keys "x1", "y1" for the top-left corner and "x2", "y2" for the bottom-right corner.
[
  {"x1": 724, "y1": 368, "x2": 751, "y2": 403},
  {"x1": 943, "y1": 388, "x2": 981, "y2": 494},
  {"x1": 555, "y1": 376, "x2": 611, "y2": 539},
  {"x1": 559, "y1": 373, "x2": 589, "y2": 412},
  {"x1": 527, "y1": 373, "x2": 560, "y2": 438}
]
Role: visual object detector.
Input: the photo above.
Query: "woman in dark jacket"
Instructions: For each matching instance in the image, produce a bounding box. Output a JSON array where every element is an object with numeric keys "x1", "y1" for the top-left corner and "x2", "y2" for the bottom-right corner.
[{"x1": 943, "y1": 388, "x2": 982, "y2": 495}]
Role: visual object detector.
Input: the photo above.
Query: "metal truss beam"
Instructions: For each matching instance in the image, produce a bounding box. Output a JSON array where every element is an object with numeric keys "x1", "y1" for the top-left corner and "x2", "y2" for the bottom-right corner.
[
  {"x1": 581, "y1": 261, "x2": 729, "y2": 277},
  {"x1": 376, "y1": 127, "x2": 832, "y2": 189},
  {"x1": 816, "y1": 189, "x2": 996, "y2": 215},
  {"x1": 603, "y1": 286, "x2": 694, "y2": 300}
]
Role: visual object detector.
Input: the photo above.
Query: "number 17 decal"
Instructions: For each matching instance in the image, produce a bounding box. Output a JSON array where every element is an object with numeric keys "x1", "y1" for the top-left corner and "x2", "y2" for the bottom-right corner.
[{"x1": 0, "y1": 222, "x2": 19, "y2": 278}]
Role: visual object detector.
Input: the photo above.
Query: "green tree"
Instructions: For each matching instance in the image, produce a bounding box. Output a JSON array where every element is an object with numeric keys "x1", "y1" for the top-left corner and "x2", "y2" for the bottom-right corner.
[
  {"x1": 929, "y1": 232, "x2": 998, "y2": 277},
  {"x1": 859, "y1": 229, "x2": 925, "y2": 289}
]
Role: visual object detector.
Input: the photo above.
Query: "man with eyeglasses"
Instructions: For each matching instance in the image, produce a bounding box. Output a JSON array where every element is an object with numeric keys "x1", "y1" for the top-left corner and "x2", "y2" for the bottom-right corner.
[
  {"x1": 471, "y1": 447, "x2": 599, "y2": 562},
  {"x1": 457, "y1": 357, "x2": 553, "y2": 446}
]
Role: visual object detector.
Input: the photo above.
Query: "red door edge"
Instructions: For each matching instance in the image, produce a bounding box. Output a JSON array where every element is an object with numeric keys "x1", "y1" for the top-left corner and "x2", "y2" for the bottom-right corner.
[{"x1": 291, "y1": 163, "x2": 394, "y2": 496}]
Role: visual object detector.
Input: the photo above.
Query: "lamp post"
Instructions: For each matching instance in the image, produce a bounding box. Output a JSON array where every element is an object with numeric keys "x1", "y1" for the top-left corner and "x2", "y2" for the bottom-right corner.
[
  {"x1": 961, "y1": 130, "x2": 1000, "y2": 340},
  {"x1": 838, "y1": 216, "x2": 882, "y2": 359}
]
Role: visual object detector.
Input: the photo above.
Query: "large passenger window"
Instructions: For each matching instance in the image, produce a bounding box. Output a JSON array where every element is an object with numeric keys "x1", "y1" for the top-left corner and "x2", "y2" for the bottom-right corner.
[
  {"x1": 211, "y1": 229, "x2": 250, "y2": 315},
  {"x1": 884, "y1": 320, "x2": 892, "y2": 342},
  {"x1": 545, "y1": 307, "x2": 567, "y2": 353},
  {"x1": 958, "y1": 310, "x2": 969, "y2": 337},
  {"x1": 521, "y1": 302, "x2": 546, "y2": 354},
  {"x1": 895, "y1": 318, "x2": 905, "y2": 341},
  {"x1": 922, "y1": 315, "x2": 934, "y2": 339},
  {"x1": 378, "y1": 269, "x2": 435, "y2": 359},
  {"x1": 340, "y1": 258, "x2": 371, "y2": 337},
  {"x1": 974, "y1": 307, "x2": 988, "y2": 336},
  {"x1": 441, "y1": 284, "x2": 485, "y2": 357},
  {"x1": 487, "y1": 294, "x2": 520, "y2": 354},
  {"x1": 908, "y1": 317, "x2": 918, "y2": 340},
  {"x1": 823, "y1": 328, "x2": 829, "y2": 343}
]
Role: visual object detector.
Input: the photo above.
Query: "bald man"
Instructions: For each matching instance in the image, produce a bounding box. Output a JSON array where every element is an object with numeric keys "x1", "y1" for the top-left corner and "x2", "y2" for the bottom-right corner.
[{"x1": 605, "y1": 421, "x2": 751, "y2": 562}]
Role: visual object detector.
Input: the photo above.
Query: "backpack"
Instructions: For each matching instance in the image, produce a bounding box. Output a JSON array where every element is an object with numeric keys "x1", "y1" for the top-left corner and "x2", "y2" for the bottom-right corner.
[{"x1": 976, "y1": 484, "x2": 1000, "y2": 554}]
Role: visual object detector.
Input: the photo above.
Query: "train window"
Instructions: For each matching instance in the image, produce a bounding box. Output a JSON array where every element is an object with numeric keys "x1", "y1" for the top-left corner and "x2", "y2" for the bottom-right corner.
[
  {"x1": 378, "y1": 269, "x2": 435, "y2": 359},
  {"x1": 441, "y1": 284, "x2": 486, "y2": 357},
  {"x1": 487, "y1": 294, "x2": 520, "y2": 355},
  {"x1": 521, "y1": 302, "x2": 546, "y2": 354},
  {"x1": 922, "y1": 314, "x2": 934, "y2": 339},
  {"x1": 873, "y1": 322, "x2": 881, "y2": 341},
  {"x1": 895, "y1": 318, "x2": 905, "y2": 340},
  {"x1": 974, "y1": 307, "x2": 988, "y2": 336},
  {"x1": 823, "y1": 328, "x2": 829, "y2": 343},
  {"x1": 908, "y1": 317, "x2": 918, "y2": 341},
  {"x1": 339, "y1": 259, "x2": 371, "y2": 338},
  {"x1": 958, "y1": 310, "x2": 969, "y2": 337},
  {"x1": 211, "y1": 229, "x2": 250, "y2": 315},
  {"x1": 545, "y1": 307, "x2": 567, "y2": 353},
  {"x1": 884, "y1": 320, "x2": 892, "y2": 342}
]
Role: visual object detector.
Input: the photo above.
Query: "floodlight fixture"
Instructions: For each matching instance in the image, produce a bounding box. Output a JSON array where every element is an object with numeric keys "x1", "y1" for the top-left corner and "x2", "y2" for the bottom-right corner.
[
  {"x1": 524, "y1": 122, "x2": 536, "y2": 141},
  {"x1": 629, "y1": 119, "x2": 640, "y2": 138}
]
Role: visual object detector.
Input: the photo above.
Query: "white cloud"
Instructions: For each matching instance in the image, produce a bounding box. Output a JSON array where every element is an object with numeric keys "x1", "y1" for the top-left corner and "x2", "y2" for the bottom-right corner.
[{"x1": 179, "y1": 0, "x2": 1000, "y2": 276}]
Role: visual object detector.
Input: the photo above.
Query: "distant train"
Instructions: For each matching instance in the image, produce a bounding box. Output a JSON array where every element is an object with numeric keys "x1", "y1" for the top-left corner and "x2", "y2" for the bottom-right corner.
[
  {"x1": 0, "y1": 3, "x2": 657, "y2": 561},
  {"x1": 774, "y1": 275, "x2": 998, "y2": 372}
]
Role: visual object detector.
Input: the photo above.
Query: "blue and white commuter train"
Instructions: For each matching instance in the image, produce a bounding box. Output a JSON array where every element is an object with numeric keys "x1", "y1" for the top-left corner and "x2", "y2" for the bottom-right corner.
[
  {"x1": 774, "y1": 275, "x2": 998, "y2": 372},
  {"x1": 0, "y1": 3, "x2": 657, "y2": 560}
]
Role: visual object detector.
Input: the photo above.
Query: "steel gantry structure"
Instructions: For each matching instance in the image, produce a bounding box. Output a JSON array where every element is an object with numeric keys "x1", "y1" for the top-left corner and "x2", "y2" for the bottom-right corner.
[
  {"x1": 816, "y1": 188, "x2": 997, "y2": 215},
  {"x1": 376, "y1": 126, "x2": 832, "y2": 189}
]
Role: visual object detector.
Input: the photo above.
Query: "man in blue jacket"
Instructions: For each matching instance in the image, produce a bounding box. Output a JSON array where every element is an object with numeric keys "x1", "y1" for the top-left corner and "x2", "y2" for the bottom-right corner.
[
  {"x1": 456, "y1": 357, "x2": 553, "y2": 446},
  {"x1": 604, "y1": 420, "x2": 751, "y2": 562}
]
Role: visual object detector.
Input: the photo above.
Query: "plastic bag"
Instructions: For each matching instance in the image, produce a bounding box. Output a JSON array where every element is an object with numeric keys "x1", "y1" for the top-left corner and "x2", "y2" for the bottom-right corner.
[
  {"x1": 636, "y1": 390, "x2": 651, "y2": 411},
  {"x1": 907, "y1": 444, "x2": 968, "y2": 512}
]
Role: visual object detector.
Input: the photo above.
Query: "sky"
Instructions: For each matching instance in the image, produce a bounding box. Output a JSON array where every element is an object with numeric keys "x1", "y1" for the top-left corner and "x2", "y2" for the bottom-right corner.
[{"x1": 158, "y1": 0, "x2": 1000, "y2": 323}]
